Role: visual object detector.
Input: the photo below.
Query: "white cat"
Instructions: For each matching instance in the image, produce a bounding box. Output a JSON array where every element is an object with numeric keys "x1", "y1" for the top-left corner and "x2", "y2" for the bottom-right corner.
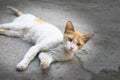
[
  {"x1": 39, "y1": 21, "x2": 94, "y2": 69},
  {"x1": 0, "y1": 6, "x2": 63, "y2": 71}
]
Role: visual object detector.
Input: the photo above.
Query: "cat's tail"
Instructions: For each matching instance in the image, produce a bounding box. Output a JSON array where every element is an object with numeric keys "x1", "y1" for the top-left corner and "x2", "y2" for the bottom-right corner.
[{"x1": 6, "y1": 6, "x2": 23, "y2": 16}]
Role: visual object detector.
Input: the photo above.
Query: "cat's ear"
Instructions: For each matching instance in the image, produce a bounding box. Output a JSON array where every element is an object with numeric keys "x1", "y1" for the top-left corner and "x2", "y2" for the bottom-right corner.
[
  {"x1": 82, "y1": 34, "x2": 94, "y2": 43},
  {"x1": 64, "y1": 21, "x2": 74, "y2": 33}
]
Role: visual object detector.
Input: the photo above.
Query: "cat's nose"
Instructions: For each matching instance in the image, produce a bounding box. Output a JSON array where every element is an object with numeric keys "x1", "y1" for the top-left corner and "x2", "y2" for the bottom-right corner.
[{"x1": 70, "y1": 47, "x2": 74, "y2": 50}]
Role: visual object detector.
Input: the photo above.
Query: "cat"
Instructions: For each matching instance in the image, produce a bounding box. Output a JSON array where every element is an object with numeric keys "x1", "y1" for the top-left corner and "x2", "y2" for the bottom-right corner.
[
  {"x1": 39, "y1": 21, "x2": 94, "y2": 69},
  {"x1": 0, "y1": 6, "x2": 63, "y2": 71}
]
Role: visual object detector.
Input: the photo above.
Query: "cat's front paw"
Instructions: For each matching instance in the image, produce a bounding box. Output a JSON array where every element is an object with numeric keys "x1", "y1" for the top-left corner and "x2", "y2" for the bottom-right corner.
[
  {"x1": 16, "y1": 62, "x2": 28, "y2": 71},
  {"x1": 40, "y1": 61, "x2": 50, "y2": 69}
]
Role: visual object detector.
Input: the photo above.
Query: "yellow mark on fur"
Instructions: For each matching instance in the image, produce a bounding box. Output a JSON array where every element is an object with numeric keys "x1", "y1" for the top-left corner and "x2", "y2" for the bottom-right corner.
[{"x1": 34, "y1": 18, "x2": 45, "y2": 24}]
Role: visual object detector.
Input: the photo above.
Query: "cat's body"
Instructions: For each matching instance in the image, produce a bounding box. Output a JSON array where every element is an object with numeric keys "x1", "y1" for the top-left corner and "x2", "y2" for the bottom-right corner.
[
  {"x1": 0, "y1": 6, "x2": 63, "y2": 70},
  {"x1": 0, "y1": 14, "x2": 63, "y2": 45}
]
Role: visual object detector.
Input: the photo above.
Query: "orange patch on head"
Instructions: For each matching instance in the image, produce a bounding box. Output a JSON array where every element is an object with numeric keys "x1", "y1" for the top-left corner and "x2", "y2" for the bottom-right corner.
[
  {"x1": 74, "y1": 30, "x2": 84, "y2": 39},
  {"x1": 34, "y1": 18, "x2": 46, "y2": 24}
]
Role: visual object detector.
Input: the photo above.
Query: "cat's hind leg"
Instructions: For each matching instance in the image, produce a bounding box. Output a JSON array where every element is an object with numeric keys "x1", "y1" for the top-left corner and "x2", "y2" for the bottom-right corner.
[
  {"x1": 0, "y1": 22, "x2": 27, "y2": 30},
  {"x1": 0, "y1": 29, "x2": 22, "y2": 37},
  {"x1": 38, "y1": 52, "x2": 54, "y2": 69}
]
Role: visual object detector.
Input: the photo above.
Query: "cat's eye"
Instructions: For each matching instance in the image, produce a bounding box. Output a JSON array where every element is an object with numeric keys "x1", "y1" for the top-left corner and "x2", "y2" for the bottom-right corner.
[
  {"x1": 77, "y1": 43, "x2": 81, "y2": 46},
  {"x1": 68, "y1": 37, "x2": 73, "y2": 42}
]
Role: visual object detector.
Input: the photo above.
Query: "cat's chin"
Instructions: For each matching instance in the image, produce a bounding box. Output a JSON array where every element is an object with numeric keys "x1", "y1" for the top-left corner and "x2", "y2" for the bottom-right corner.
[{"x1": 65, "y1": 48, "x2": 76, "y2": 53}]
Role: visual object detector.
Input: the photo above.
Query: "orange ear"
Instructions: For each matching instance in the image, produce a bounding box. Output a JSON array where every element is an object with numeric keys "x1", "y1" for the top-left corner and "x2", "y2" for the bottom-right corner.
[
  {"x1": 64, "y1": 21, "x2": 74, "y2": 33},
  {"x1": 82, "y1": 34, "x2": 94, "y2": 43}
]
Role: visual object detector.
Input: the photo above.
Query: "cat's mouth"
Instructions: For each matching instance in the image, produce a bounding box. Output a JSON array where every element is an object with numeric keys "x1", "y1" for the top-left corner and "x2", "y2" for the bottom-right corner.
[
  {"x1": 69, "y1": 48, "x2": 74, "y2": 52},
  {"x1": 68, "y1": 48, "x2": 76, "y2": 52}
]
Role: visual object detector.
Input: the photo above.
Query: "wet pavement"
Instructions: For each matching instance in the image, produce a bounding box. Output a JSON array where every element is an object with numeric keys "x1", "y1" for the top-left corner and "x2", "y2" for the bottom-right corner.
[{"x1": 0, "y1": 0, "x2": 120, "y2": 80}]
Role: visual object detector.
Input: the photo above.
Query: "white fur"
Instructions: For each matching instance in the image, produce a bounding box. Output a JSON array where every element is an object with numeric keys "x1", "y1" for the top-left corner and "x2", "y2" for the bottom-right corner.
[
  {"x1": 64, "y1": 39, "x2": 78, "y2": 52},
  {"x1": 38, "y1": 43, "x2": 75, "y2": 69},
  {"x1": 0, "y1": 14, "x2": 63, "y2": 70}
]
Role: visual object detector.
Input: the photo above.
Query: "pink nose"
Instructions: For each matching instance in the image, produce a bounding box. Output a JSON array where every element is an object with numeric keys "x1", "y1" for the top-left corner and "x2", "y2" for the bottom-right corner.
[{"x1": 70, "y1": 47, "x2": 74, "y2": 50}]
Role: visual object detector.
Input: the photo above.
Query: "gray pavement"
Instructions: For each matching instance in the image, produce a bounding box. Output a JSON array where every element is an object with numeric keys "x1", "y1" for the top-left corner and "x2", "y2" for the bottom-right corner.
[{"x1": 0, "y1": 0, "x2": 120, "y2": 80}]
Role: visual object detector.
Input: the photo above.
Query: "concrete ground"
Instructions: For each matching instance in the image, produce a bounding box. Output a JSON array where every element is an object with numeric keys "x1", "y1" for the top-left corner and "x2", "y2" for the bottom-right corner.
[{"x1": 0, "y1": 0, "x2": 120, "y2": 80}]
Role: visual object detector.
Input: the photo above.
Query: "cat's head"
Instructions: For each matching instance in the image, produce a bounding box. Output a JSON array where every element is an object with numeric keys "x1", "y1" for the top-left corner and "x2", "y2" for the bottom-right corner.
[{"x1": 63, "y1": 21, "x2": 94, "y2": 52}]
